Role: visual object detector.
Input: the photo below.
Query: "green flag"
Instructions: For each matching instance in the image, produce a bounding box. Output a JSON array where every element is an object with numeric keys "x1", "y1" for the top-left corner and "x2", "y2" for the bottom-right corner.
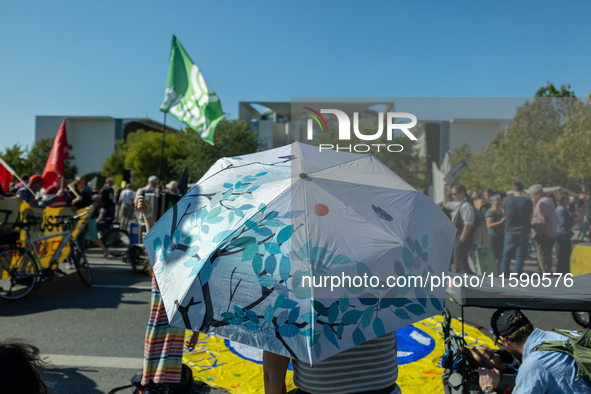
[{"x1": 160, "y1": 36, "x2": 223, "y2": 145}]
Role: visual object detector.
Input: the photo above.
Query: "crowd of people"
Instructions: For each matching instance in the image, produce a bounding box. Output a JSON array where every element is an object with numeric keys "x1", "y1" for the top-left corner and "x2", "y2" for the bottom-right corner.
[{"x1": 443, "y1": 181, "x2": 590, "y2": 276}]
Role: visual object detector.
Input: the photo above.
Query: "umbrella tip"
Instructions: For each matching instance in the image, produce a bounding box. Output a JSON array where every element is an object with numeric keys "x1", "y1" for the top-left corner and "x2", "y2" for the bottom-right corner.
[{"x1": 299, "y1": 173, "x2": 308, "y2": 179}]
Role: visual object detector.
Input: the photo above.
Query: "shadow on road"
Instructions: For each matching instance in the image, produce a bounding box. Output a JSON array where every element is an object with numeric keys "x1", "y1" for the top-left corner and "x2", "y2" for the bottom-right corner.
[
  {"x1": 45, "y1": 367, "x2": 104, "y2": 394},
  {"x1": 0, "y1": 262, "x2": 151, "y2": 317}
]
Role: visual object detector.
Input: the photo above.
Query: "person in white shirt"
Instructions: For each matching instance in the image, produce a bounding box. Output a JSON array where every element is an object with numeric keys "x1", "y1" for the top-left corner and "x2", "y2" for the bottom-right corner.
[
  {"x1": 118, "y1": 183, "x2": 136, "y2": 231},
  {"x1": 444, "y1": 183, "x2": 475, "y2": 274}
]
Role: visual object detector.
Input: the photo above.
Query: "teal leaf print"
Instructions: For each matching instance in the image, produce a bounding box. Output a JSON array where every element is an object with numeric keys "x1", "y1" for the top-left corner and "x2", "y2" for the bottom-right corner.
[
  {"x1": 245, "y1": 310, "x2": 259, "y2": 324},
  {"x1": 265, "y1": 255, "x2": 277, "y2": 275},
  {"x1": 206, "y1": 216, "x2": 224, "y2": 224},
  {"x1": 279, "y1": 255, "x2": 291, "y2": 282},
  {"x1": 258, "y1": 275, "x2": 274, "y2": 287},
  {"x1": 402, "y1": 247, "x2": 414, "y2": 270},
  {"x1": 373, "y1": 317, "x2": 386, "y2": 337},
  {"x1": 422, "y1": 235, "x2": 428, "y2": 249},
  {"x1": 234, "y1": 305, "x2": 245, "y2": 318},
  {"x1": 257, "y1": 227, "x2": 273, "y2": 237},
  {"x1": 245, "y1": 220, "x2": 258, "y2": 231},
  {"x1": 277, "y1": 225, "x2": 293, "y2": 244},
  {"x1": 223, "y1": 183, "x2": 233, "y2": 188},
  {"x1": 278, "y1": 324, "x2": 299, "y2": 338},
  {"x1": 206, "y1": 206, "x2": 222, "y2": 221},
  {"x1": 274, "y1": 294, "x2": 285, "y2": 310},
  {"x1": 328, "y1": 303, "x2": 339, "y2": 324},
  {"x1": 392, "y1": 298, "x2": 412, "y2": 307},
  {"x1": 244, "y1": 321, "x2": 258, "y2": 331},
  {"x1": 264, "y1": 219, "x2": 285, "y2": 227},
  {"x1": 258, "y1": 203, "x2": 267, "y2": 213},
  {"x1": 264, "y1": 243, "x2": 282, "y2": 255},
  {"x1": 229, "y1": 236, "x2": 256, "y2": 249},
  {"x1": 242, "y1": 243, "x2": 259, "y2": 261},
  {"x1": 213, "y1": 230, "x2": 235, "y2": 243},
  {"x1": 276, "y1": 310, "x2": 288, "y2": 325},
  {"x1": 172, "y1": 230, "x2": 180, "y2": 246},
  {"x1": 323, "y1": 324, "x2": 339, "y2": 349},
  {"x1": 314, "y1": 343, "x2": 322, "y2": 359},
  {"x1": 288, "y1": 307, "x2": 300, "y2": 323},
  {"x1": 264, "y1": 211, "x2": 279, "y2": 220},
  {"x1": 281, "y1": 298, "x2": 298, "y2": 309},
  {"x1": 336, "y1": 322, "x2": 344, "y2": 339},
  {"x1": 153, "y1": 237, "x2": 162, "y2": 251},
  {"x1": 430, "y1": 296, "x2": 443, "y2": 311},
  {"x1": 360, "y1": 307, "x2": 373, "y2": 328},
  {"x1": 299, "y1": 329, "x2": 312, "y2": 337},
  {"x1": 264, "y1": 304, "x2": 274, "y2": 323},
  {"x1": 414, "y1": 239, "x2": 422, "y2": 257},
  {"x1": 353, "y1": 327, "x2": 366, "y2": 346},
  {"x1": 394, "y1": 260, "x2": 405, "y2": 277},
  {"x1": 313, "y1": 300, "x2": 328, "y2": 317},
  {"x1": 221, "y1": 312, "x2": 236, "y2": 320},
  {"x1": 301, "y1": 311, "x2": 315, "y2": 324},
  {"x1": 252, "y1": 254, "x2": 263, "y2": 276},
  {"x1": 395, "y1": 308, "x2": 411, "y2": 320},
  {"x1": 341, "y1": 310, "x2": 362, "y2": 325},
  {"x1": 338, "y1": 296, "x2": 349, "y2": 313}
]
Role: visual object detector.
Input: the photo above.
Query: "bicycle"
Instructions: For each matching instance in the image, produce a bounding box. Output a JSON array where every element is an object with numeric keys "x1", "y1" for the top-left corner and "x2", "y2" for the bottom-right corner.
[
  {"x1": 0, "y1": 216, "x2": 91, "y2": 301},
  {"x1": 85, "y1": 217, "x2": 130, "y2": 257}
]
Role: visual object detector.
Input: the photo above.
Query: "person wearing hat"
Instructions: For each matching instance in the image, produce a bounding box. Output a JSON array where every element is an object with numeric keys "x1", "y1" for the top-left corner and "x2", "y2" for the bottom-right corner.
[
  {"x1": 165, "y1": 181, "x2": 180, "y2": 195},
  {"x1": 16, "y1": 174, "x2": 44, "y2": 207},
  {"x1": 478, "y1": 309, "x2": 591, "y2": 393}
]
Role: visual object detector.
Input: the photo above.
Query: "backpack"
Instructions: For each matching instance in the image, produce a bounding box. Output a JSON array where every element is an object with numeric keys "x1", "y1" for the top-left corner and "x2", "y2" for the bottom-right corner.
[{"x1": 532, "y1": 329, "x2": 591, "y2": 382}]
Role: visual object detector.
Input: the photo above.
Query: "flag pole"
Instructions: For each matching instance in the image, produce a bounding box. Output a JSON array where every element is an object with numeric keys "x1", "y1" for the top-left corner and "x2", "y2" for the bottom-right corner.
[{"x1": 159, "y1": 113, "x2": 167, "y2": 184}]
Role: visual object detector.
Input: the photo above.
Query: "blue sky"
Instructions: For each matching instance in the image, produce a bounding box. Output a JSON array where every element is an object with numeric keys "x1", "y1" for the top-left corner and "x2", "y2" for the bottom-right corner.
[{"x1": 1, "y1": 1, "x2": 590, "y2": 149}]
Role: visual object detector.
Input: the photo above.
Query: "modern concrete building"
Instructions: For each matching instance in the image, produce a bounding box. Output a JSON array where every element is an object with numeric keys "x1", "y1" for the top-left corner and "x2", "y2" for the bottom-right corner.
[{"x1": 35, "y1": 116, "x2": 178, "y2": 176}]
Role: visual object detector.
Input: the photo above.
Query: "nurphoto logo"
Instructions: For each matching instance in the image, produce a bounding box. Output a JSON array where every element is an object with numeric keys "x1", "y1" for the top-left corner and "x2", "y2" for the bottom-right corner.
[{"x1": 303, "y1": 107, "x2": 418, "y2": 153}]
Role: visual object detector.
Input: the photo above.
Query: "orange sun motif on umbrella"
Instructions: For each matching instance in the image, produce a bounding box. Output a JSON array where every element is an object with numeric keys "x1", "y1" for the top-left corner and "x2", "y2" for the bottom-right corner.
[{"x1": 313, "y1": 204, "x2": 329, "y2": 216}]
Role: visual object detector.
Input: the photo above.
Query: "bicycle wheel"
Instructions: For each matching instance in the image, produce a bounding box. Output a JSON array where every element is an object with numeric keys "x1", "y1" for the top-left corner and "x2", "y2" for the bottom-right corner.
[
  {"x1": 103, "y1": 229, "x2": 130, "y2": 256},
  {"x1": 572, "y1": 311, "x2": 590, "y2": 328},
  {"x1": 128, "y1": 245, "x2": 149, "y2": 274},
  {"x1": 68, "y1": 241, "x2": 92, "y2": 287},
  {"x1": 0, "y1": 249, "x2": 39, "y2": 300}
]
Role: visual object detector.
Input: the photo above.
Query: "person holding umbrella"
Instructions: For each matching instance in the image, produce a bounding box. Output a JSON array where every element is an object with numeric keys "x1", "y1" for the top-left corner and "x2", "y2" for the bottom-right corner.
[{"x1": 136, "y1": 196, "x2": 199, "y2": 393}]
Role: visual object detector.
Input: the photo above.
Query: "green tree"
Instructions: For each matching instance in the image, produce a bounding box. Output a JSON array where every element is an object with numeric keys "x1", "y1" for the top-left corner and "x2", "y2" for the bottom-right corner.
[
  {"x1": 535, "y1": 82, "x2": 576, "y2": 98},
  {"x1": 0, "y1": 139, "x2": 77, "y2": 181},
  {"x1": 101, "y1": 120, "x2": 258, "y2": 188},
  {"x1": 0, "y1": 143, "x2": 28, "y2": 176},
  {"x1": 556, "y1": 100, "x2": 591, "y2": 191}
]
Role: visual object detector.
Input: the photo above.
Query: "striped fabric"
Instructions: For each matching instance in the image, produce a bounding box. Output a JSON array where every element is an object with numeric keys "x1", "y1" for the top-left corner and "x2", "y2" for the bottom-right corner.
[
  {"x1": 141, "y1": 276, "x2": 186, "y2": 385},
  {"x1": 292, "y1": 332, "x2": 400, "y2": 394}
]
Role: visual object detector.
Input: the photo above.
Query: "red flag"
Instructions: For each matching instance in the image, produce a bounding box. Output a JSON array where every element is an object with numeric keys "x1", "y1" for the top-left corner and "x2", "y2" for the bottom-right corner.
[
  {"x1": 42, "y1": 119, "x2": 69, "y2": 187},
  {"x1": 0, "y1": 157, "x2": 15, "y2": 191}
]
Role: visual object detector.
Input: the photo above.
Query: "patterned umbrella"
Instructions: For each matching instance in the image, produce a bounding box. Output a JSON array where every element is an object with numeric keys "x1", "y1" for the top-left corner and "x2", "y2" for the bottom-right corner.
[{"x1": 144, "y1": 142, "x2": 455, "y2": 364}]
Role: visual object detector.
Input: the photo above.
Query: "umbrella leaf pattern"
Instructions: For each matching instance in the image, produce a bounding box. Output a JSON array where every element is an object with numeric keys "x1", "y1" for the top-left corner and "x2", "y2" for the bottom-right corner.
[{"x1": 143, "y1": 144, "x2": 455, "y2": 364}]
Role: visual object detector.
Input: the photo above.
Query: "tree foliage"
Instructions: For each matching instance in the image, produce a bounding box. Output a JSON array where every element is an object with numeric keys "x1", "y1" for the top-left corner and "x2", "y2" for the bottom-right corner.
[
  {"x1": 101, "y1": 119, "x2": 258, "y2": 188},
  {"x1": 454, "y1": 93, "x2": 591, "y2": 192},
  {"x1": 0, "y1": 138, "x2": 77, "y2": 180}
]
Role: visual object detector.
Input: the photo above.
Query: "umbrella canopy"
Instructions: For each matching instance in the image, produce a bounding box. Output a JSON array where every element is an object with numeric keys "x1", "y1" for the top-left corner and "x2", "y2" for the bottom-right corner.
[{"x1": 143, "y1": 142, "x2": 456, "y2": 364}]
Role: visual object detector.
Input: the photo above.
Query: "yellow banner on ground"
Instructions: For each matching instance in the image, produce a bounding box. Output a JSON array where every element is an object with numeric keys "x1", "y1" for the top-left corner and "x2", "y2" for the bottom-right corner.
[
  {"x1": 0, "y1": 198, "x2": 92, "y2": 268},
  {"x1": 183, "y1": 316, "x2": 497, "y2": 394}
]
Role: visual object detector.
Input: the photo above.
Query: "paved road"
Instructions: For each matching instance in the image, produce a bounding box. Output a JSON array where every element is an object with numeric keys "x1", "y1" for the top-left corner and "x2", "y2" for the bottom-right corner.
[
  {"x1": 0, "y1": 254, "x2": 226, "y2": 393},
  {"x1": 0, "y1": 252, "x2": 585, "y2": 393}
]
